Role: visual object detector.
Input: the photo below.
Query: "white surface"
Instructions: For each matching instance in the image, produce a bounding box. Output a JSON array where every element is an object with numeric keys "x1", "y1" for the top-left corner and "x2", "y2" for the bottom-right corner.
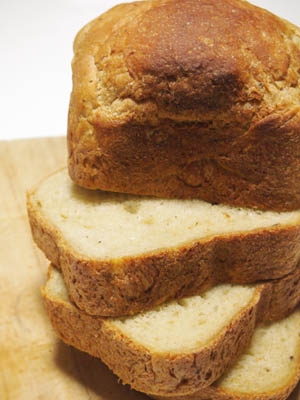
[{"x1": 0, "y1": 0, "x2": 299, "y2": 140}]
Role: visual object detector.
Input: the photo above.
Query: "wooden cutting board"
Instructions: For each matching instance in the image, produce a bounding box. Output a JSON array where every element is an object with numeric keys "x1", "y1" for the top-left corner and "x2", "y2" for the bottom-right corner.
[
  {"x1": 0, "y1": 137, "x2": 299, "y2": 400},
  {"x1": 0, "y1": 137, "x2": 147, "y2": 400}
]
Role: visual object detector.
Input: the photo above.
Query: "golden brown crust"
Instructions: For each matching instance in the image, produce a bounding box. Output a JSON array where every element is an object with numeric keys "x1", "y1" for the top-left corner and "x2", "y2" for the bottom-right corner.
[
  {"x1": 42, "y1": 266, "x2": 300, "y2": 396},
  {"x1": 153, "y1": 388, "x2": 298, "y2": 400},
  {"x1": 153, "y1": 373, "x2": 300, "y2": 400},
  {"x1": 153, "y1": 316, "x2": 300, "y2": 400},
  {"x1": 44, "y1": 295, "x2": 254, "y2": 396},
  {"x1": 27, "y1": 184, "x2": 300, "y2": 316},
  {"x1": 262, "y1": 268, "x2": 300, "y2": 322},
  {"x1": 68, "y1": 0, "x2": 300, "y2": 211}
]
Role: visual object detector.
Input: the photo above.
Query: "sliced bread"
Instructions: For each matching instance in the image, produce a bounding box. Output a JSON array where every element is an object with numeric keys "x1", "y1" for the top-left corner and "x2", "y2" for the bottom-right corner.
[
  {"x1": 42, "y1": 265, "x2": 300, "y2": 396},
  {"x1": 154, "y1": 310, "x2": 300, "y2": 400},
  {"x1": 27, "y1": 169, "x2": 300, "y2": 316}
]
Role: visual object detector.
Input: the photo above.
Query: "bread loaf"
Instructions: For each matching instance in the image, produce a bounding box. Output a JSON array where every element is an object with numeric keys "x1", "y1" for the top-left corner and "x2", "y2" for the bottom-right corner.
[
  {"x1": 27, "y1": 169, "x2": 300, "y2": 316},
  {"x1": 68, "y1": 0, "x2": 300, "y2": 211}
]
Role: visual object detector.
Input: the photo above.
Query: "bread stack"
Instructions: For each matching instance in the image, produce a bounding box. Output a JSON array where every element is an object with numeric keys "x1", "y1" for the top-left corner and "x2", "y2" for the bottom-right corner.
[{"x1": 27, "y1": 0, "x2": 300, "y2": 399}]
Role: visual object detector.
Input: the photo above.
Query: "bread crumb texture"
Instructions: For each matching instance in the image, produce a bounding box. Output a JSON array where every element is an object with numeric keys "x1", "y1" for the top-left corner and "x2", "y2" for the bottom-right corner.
[
  {"x1": 218, "y1": 311, "x2": 300, "y2": 393},
  {"x1": 111, "y1": 285, "x2": 255, "y2": 353},
  {"x1": 32, "y1": 170, "x2": 299, "y2": 259}
]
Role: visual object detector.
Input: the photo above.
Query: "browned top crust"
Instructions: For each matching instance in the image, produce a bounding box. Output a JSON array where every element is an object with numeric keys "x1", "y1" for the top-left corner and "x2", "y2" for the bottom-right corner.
[{"x1": 68, "y1": 0, "x2": 300, "y2": 211}]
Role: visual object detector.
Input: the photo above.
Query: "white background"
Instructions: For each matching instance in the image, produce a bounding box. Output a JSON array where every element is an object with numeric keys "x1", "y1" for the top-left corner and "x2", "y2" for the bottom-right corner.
[{"x1": 1, "y1": 0, "x2": 300, "y2": 140}]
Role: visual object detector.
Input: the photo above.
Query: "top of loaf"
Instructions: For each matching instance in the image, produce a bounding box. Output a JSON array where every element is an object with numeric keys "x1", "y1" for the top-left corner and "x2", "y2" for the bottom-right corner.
[
  {"x1": 71, "y1": 0, "x2": 300, "y2": 128},
  {"x1": 68, "y1": 0, "x2": 300, "y2": 211}
]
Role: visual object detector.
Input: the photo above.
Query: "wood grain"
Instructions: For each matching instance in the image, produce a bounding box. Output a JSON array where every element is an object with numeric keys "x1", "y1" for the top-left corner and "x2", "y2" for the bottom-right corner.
[
  {"x1": 0, "y1": 137, "x2": 299, "y2": 400},
  {"x1": 0, "y1": 137, "x2": 147, "y2": 400}
]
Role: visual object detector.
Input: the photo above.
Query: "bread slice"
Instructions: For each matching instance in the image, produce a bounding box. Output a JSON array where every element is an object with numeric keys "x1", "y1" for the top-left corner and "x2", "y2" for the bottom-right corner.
[
  {"x1": 68, "y1": 0, "x2": 300, "y2": 211},
  {"x1": 27, "y1": 169, "x2": 300, "y2": 316},
  {"x1": 42, "y1": 265, "x2": 300, "y2": 396},
  {"x1": 154, "y1": 311, "x2": 300, "y2": 400}
]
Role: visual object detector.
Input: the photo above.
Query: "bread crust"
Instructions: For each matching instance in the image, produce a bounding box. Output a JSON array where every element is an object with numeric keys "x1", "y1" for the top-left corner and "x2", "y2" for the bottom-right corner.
[
  {"x1": 42, "y1": 266, "x2": 300, "y2": 396},
  {"x1": 262, "y1": 267, "x2": 300, "y2": 322},
  {"x1": 153, "y1": 368, "x2": 300, "y2": 400},
  {"x1": 153, "y1": 319, "x2": 300, "y2": 400},
  {"x1": 27, "y1": 185, "x2": 300, "y2": 316},
  {"x1": 154, "y1": 385, "x2": 299, "y2": 400},
  {"x1": 68, "y1": 0, "x2": 300, "y2": 211}
]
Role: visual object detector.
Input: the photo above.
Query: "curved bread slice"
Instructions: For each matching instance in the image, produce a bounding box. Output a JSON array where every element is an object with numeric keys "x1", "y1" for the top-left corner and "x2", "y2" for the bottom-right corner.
[
  {"x1": 154, "y1": 311, "x2": 300, "y2": 400},
  {"x1": 27, "y1": 169, "x2": 300, "y2": 316},
  {"x1": 42, "y1": 265, "x2": 300, "y2": 396}
]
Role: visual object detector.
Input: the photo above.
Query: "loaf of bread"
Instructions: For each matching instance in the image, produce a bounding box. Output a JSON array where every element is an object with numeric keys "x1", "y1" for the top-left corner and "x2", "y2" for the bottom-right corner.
[
  {"x1": 43, "y1": 265, "x2": 300, "y2": 397},
  {"x1": 68, "y1": 0, "x2": 300, "y2": 211},
  {"x1": 154, "y1": 310, "x2": 300, "y2": 400},
  {"x1": 27, "y1": 169, "x2": 300, "y2": 316}
]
